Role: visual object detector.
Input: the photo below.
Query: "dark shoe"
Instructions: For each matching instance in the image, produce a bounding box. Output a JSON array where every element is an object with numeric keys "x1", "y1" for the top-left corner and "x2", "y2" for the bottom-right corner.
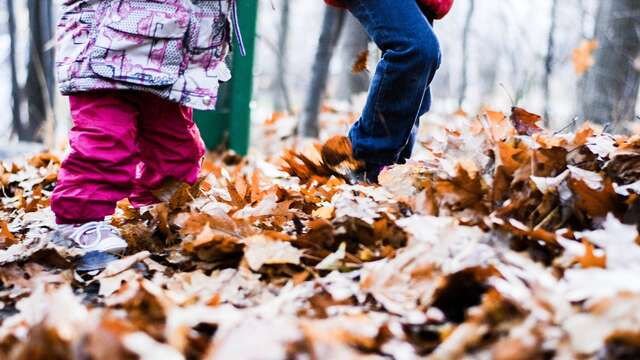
[{"x1": 346, "y1": 164, "x2": 385, "y2": 184}]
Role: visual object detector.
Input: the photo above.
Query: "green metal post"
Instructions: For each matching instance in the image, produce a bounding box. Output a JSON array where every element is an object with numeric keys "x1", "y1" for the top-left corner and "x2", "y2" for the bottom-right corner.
[{"x1": 194, "y1": 0, "x2": 258, "y2": 156}]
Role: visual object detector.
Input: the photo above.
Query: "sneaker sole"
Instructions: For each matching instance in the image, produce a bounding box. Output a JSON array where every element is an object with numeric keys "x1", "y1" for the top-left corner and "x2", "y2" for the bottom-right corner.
[{"x1": 76, "y1": 251, "x2": 122, "y2": 272}]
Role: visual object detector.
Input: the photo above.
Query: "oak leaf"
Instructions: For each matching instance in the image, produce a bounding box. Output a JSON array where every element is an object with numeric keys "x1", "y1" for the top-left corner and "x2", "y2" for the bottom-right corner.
[
  {"x1": 568, "y1": 177, "x2": 619, "y2": 218},
  {"x1": 510, "y1": 107, "x2": 543, "y2": 136}
]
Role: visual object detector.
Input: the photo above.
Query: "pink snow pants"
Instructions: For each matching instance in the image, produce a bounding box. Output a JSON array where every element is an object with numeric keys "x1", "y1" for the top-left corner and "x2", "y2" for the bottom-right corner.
[{"x1": 52, "y1": 90, "x2": 206, "y2": 224}]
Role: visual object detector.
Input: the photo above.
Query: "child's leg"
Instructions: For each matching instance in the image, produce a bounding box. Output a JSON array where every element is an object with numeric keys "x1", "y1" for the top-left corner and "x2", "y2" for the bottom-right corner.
[
  {"x1": 398, "y1": 87, "x2": 433, "y2": 162},
  {"x1": 128, "y1": 93, "x2": 205, "y2": 206},
  {"x1": 347, "y1": 0, "x2": 441, "y2": 168},
  {"x1": 52, "y1": 91, "x2": 141, "y2": 224}
]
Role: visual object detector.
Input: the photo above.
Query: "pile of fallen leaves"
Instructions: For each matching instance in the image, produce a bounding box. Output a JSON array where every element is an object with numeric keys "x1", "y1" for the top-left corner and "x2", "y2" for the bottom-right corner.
[{"x1": 1, "y1": 107, "x2": 639, "y2": 359}]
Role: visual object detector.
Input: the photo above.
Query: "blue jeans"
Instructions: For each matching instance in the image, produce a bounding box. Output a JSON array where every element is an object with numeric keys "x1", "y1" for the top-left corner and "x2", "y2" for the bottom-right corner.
[{"x1": 346, "y1": 0, "x2": 441, "y2": 169}]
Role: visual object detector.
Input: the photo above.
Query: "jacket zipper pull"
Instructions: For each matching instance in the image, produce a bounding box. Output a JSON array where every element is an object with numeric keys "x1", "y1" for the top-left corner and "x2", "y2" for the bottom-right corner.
[{"x1": 231, "y1": 0, "x2": 247, "y2": 57}]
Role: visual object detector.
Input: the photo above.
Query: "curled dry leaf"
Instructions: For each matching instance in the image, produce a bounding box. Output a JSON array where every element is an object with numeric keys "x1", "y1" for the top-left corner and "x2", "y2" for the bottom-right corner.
[
  {"x1": 320, "y1": 135, "x2": 362, "y2": 174},
  {"x1": 183, "y1": 224, "x2": 244, "y2": 262},
  {"x1": 510, "y1": 107, "x2": 543, "y2": 136},
  {"x1": 98, "y1": 251, "x2": 151, "y2": 279},
  {"x1": 152, "y1": 178, "x2": 206, "y2": 210},
  {"x1": 243, "y1": 235, "x2": 302, "y2": 271},
  {"x1": 568, "y1": 176, "x2": 619, "y2": 218}
]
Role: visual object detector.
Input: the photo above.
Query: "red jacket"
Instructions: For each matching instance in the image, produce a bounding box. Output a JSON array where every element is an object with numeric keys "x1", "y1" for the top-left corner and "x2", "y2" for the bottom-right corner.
[{"x1": 325, "y1": 0, "x2": 454, "y2": 19}]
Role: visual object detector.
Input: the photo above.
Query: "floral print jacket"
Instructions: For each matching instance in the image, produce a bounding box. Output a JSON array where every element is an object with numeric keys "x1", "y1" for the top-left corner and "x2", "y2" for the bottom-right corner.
[{"x1": 56, "y1": 0, "x2": 233, "y2": 110}]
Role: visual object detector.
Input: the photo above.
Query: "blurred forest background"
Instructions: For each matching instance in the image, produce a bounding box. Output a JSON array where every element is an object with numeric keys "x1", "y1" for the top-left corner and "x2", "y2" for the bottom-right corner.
[{"x1": 1, "y1": 0, "x2": 639, "y2": 148}]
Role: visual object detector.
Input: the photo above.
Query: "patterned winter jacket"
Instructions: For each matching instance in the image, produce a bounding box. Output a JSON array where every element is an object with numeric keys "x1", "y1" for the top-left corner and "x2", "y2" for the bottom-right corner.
[{"x1": 56, "y1": 0, "x2": 234, "y2": 110}]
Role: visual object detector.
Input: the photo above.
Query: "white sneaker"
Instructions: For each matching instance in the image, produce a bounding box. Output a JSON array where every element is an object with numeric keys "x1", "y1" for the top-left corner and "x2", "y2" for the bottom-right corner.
[{"x1": 57, "y1": 221, "x2": 128, "y2": 254}]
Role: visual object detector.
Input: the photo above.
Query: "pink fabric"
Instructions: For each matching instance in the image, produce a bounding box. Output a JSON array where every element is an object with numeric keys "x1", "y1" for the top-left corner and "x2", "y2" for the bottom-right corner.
[{"x1": 51, "y1": 90, "x2": 206, "y2": 224}]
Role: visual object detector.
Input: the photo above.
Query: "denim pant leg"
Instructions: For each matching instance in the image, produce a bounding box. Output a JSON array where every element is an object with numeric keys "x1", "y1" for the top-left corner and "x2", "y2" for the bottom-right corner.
[
  {"x1": 347, "y1": 0, "x2": 441, "y2": 167},
  {"x1": 398, "y1": 87, "x2": 433, "y2": 162}
]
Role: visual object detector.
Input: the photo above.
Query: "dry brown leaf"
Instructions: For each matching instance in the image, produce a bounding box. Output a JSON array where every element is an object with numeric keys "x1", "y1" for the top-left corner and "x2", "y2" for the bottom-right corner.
[
  {"x1": 321, "y1": 135, "x2": 355, "y2": 168},
  {"x1": 532, "y1": 147, "x2": 567, "y2": 177},
  {"x1": 496, "y1": 140, "x2": 530, "y2": 175},
  {"x1": 312, "y1": 205, "x2": 335, "y2": 220},
  {"x1": 481, "y1": 110, "x2": 512, "y2": 141},
  {"x1": 179, "y1": 210, "x2": 238, "y2": 238},
  {"x1": 183, "y1": 224, "x2": 243, "y2": 262},
  {"x1": 117, "y1": 198, "x2": 142, "y2": 222},
  {"x1": 568, "y1": 177, "x2": 619, "y2": 218},
  {"x1": 243, "y1": 235, "x2": 302, "y2": 271},
  {"x1": 435, "y1": 165, "x2": 488, "y2": 214},
  {"x1": 0, "y1": 220, "x2": 17, "y2": 247},
  {"x1": 351, "y1": 49, "x2": 369, "y2": 74},
  {"x1": 152, "y1": 178, "x2": 205, "y2": 210},
  {"x1": 3, "y1": 108, "x2": 640, "y2": 360},
  {"x1": 510, "y1": 107, "x2": 543, "y2": 136},
  {"x1": 574, "y1": 123, "x2": 596, "y2": 146},
  {"x1": 28, "y1": 151, "x2": 61, "y2": 168}
]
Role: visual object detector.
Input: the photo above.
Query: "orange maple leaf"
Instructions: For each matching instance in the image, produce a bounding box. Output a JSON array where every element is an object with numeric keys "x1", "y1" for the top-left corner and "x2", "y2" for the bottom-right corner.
[
  {"x1": 573, "y1": 39, "x2": 598, "y2": 76},
  {"x1": 0, "y1": 220, "x2": 17, "y2": 246},
  {"x1": 574, "y1": 123, "x2": 596, "y2": 146},
  {"x1": 577, "y1": 240, "x2": 607, "y2": 269},
  {"x1": 496, "y1": 140, "x2": 530, "y2": 175}
]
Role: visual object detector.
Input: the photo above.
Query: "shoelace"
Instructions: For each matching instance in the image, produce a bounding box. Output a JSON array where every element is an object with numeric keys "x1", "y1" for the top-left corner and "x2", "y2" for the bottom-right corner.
[
  {"x1": 70, "y1": 221, "x2": 118, "y2": 248},
  {"x1": 230, "y1": 0, "x2": 246, "y2": 57}
]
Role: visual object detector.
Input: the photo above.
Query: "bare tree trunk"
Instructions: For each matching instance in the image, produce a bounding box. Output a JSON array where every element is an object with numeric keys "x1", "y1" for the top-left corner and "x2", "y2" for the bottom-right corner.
[
  {"x1": 24, "y1": 0, "x2": 55, "y2": 142},
  {"x1": 458, "y1": 0, "x2": 475, "y2": 109},
  {"x1": 275, "y1": 0, "x2": 293, "y2": 113},
  {"x1": 574, "y1": 0, "x2": 591, "y2": 128},
  {"x1": 336, "y1": 14, "x2": 370, "y2": 100},
  {"x1": 578, "y1": 0, "x2": 591, "y2": 39},
  {"x1": 300, "y1": 6, "x2": 345, "y2": 138},
  {"x1": 543, "y1": 0, "x2": 558, "y2": 125},
  {"x1": 8, "y1": 0, "x2": 22, "y2": 139},
  {"x1": 580, "y1": 0, "x2": 640, "y2": 128}
]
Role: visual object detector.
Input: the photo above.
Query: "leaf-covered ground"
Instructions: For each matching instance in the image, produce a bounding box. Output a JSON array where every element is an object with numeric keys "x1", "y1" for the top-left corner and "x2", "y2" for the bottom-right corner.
[{"x1": 1, "y1": 108, "x2": 640, "y2": 359}]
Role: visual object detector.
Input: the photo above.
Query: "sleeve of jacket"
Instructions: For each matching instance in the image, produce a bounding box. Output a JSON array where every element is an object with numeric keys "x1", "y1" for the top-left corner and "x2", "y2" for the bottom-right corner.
[
  {"x1": 324, "y1": 0, "x2": 347, "y2": 8},
  {"x1": 420, "y1": 0, "x2": 454, "y2": 19},
  {"x1": 325, "y1": 0, "x2": 453, "y2": 19}
]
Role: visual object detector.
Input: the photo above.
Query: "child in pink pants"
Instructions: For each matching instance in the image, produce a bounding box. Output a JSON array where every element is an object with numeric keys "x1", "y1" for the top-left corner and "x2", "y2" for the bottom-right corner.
[
  {"x1": 53, "y1": 0, "x2": 237, "y2": 268},
  {"x1": 52, "y1": 91, "x2": 205, "y2": 223}
]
